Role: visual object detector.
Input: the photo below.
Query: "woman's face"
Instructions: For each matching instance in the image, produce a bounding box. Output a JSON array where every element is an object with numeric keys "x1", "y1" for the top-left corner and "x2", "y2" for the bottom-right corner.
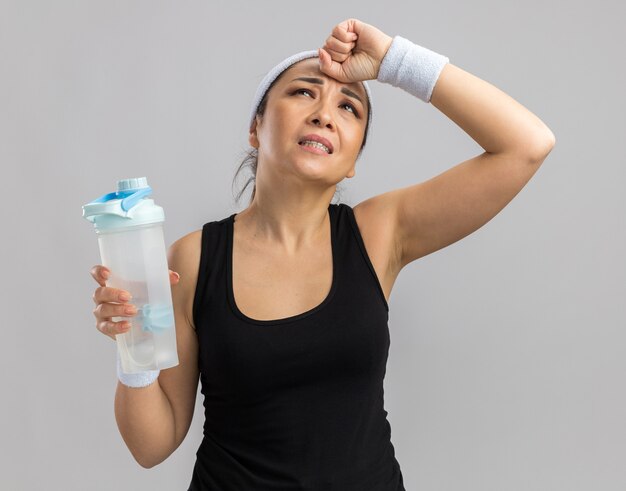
[{"x1": 249, "y1": 57, "x2": 369, "y2": 185}]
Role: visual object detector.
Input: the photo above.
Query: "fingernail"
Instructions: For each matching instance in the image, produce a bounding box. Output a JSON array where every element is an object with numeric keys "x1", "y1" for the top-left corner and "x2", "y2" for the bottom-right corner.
[{"x1": 119, "y1": 292, "x2": 131, "y2": 302}]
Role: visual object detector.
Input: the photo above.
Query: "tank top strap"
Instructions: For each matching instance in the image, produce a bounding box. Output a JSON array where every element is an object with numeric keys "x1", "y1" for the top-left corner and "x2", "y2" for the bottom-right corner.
[
  {"x1": 335, "y1": 203, "x2": 390, "y2": 313},
  {"x1": 192, "y1": 215, "x2": 234, "y2": 330}
]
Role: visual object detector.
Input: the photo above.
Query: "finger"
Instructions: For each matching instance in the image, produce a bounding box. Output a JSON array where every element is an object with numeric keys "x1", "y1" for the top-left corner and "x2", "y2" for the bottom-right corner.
[
  {"x1": 90, "y1": 265, "x2": 110, "y2": 287},
  {"x1": 92, "y1": 286, "x2": 132, "y2": 305},
  {"x1": 324, "y1": 35, "x2": 355, "y2": 55},
  {"x1": 322, "y1": 45, "x2": 351, "y2": 63},
  {"x1": 333, "y1": 22, "x2": 358, "y2": 43},
  {"x1": 169, "y1": 270, "x2": 181, "y2": 285},
  {"x1": 318, "y1": 48, "x2": 349, "y2": 83},
  {"x1": 93, "y1": 302, "x2": 138, "y2": 321},
  {"x1": 97, "y1": 319, "x2": 131, "y2": 339}
]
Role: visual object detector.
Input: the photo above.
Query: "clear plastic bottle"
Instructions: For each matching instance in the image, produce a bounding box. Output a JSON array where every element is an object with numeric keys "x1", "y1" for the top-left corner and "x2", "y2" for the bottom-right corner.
[{"x1": 82, "y1": 177, "x2": 179, "y2": 373}]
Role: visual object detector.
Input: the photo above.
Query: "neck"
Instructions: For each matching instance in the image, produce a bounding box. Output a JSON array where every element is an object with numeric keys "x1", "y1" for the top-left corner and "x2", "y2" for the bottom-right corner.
[{"x1": 235, "y1": 187, "x2": 335, "y2": 255}]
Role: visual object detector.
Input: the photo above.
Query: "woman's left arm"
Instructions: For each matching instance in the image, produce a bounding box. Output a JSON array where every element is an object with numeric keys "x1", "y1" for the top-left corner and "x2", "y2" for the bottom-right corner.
[
  {"x1": 390, "y1": 58, "x2": 556, "y2": 267},
  {"x1": 320, "y1": 19, "x2": 556, "y2": 268},
  {"x1": 430, "y1": 62, "x2": 555, "y2": 160}
]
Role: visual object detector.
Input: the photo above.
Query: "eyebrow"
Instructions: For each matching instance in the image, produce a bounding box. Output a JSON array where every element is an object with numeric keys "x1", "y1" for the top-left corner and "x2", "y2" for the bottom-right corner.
[{"x1": 291, "y1": 77, "x2": 364, "y2": 105}]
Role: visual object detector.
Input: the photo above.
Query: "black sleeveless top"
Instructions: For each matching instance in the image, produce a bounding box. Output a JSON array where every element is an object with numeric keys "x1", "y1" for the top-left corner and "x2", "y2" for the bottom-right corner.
[{"x1": 188, "y1": 203, "x2": 405, "y2": 490}]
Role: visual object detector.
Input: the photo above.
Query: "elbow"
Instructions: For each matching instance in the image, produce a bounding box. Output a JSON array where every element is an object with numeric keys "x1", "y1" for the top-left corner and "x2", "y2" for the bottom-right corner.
[
  {"x1": 505, "y1": 129, "x2": 556, "y2": 164},
  {"x1": 518, "y1": 130, "x2": 555, "y2": 164},
  {"x1": 130, "y1": 447, "x2": 171, "y2": 469},
  {"x1": 135, "y1": 453, "x2": 166, "y2": 469},
  {"x1": 529, "y1": 128, "x2": 556, "y2": 163}
]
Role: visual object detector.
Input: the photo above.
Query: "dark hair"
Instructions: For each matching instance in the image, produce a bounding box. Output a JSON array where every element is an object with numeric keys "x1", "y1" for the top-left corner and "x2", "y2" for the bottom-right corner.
[{"x1": 231, "y1": 69, "x2": 372, "y2": 206}]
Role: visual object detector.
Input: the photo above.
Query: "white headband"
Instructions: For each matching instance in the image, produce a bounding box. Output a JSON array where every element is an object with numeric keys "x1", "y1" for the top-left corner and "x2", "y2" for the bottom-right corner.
[{"x1": 248, "y1": 49, "x2": 373, "y2": 131}]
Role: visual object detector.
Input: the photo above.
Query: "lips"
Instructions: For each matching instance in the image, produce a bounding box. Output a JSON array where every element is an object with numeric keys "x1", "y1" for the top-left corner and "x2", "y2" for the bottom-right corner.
[{"x1": 298, "y1": 134, "x2": 334, "y2": 154}]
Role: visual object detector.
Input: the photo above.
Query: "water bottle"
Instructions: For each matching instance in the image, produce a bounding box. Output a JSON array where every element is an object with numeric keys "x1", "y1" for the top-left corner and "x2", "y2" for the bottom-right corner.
[{"x1": 82, "y1": 177, "x2": 179, "y2": 373}]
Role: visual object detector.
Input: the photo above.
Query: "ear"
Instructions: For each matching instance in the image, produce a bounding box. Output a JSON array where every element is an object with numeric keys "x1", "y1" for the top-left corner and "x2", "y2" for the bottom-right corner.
[{"x1": 248, "y1": 117, "x2": 259, "y2": 148}]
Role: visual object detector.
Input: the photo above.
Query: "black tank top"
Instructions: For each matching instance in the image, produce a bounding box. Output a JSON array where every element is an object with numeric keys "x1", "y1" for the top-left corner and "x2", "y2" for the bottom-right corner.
[{"x1": 188, "y1": 203, "x2": 405, "y2": 490}]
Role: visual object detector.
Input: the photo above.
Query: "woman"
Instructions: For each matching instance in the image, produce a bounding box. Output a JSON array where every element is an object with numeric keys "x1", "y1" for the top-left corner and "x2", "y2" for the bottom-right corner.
[{"x1": 90, "y1": 18, "x2": 555, "y2": 490}]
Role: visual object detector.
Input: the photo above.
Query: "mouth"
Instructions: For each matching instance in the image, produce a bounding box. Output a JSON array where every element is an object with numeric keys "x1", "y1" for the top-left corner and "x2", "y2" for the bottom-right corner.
[
  {"x1": 298, "y1": 134, "x2": 334, "y2": 154},
  {"x1": 299, "y1": 142, "x2": 331, "y2": 156}
]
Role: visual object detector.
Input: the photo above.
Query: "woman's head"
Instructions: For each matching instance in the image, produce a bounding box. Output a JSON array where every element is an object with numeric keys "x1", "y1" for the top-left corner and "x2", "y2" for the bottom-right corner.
[{"x1": 233, "y1": 51, "x2": 373, "y2": 205}]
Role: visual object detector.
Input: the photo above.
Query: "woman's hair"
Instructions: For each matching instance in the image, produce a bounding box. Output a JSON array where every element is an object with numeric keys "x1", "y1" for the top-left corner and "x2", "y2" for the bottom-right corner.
[{"x1": 231, "y1": 70, "x2": 372, "y2": 206}]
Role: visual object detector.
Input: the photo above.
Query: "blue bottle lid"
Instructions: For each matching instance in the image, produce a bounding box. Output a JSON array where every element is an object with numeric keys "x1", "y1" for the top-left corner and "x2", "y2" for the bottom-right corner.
[{"x1": 82, "y1": 177, "x2": 165, "y2": 232}]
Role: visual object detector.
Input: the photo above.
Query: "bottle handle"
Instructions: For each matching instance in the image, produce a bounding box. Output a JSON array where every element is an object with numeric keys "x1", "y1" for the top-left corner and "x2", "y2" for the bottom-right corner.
[{"x1": 87, "y1": 186, "x2": 153, "y2": 212}]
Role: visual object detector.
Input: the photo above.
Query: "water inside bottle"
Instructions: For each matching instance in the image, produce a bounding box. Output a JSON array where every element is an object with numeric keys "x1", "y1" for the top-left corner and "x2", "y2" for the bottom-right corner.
[
  {"x1": 105, "y1": 269, "x2": 177, "y2": 372},
  {"x1": 116, "y1": 298, "x2": 157, "y2": 370},
  {"x1": 114, "y1": 291, "x2": 177, "y2": 372}
]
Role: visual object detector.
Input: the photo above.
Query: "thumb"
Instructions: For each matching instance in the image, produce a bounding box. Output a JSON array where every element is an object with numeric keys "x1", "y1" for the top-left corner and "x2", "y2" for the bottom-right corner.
[
  {"x1": 169, "y1": 270, "x2": 180, "y2": 285},
  {"x1": 318, "y1": 48, "x2": 344, "y2": 81}
]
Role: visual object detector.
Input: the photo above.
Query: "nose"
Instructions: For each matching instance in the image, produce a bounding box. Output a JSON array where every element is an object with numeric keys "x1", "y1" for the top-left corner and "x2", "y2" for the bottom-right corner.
[
  {"x1": 312, "y1": 117, "x2": 333, "y2": 129},
  {"x1": 309, "y1": 99, "x2": 335, "y2": 129}
]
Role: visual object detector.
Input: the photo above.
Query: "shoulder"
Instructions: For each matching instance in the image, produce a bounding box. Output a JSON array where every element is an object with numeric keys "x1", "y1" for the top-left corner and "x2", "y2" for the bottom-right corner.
[
  {"x1": 167, "y1": 229, "x2": 203, "y2": 326},
  {"x1": 348, "y1": 198, "x2": 400, "y2": 264},
  {"x1": 353, "y1": 197, "x2": 401, "y2": 259},
  {"x1": 168, "y1": 215, "x2": 233, "y2": 271},
  {"x1": 168, "y1": 229, "x2": 203, "y2": 272}
]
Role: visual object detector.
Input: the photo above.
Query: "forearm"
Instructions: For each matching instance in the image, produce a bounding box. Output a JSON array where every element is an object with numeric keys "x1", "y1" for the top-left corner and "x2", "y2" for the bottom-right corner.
[
  {"x1": 114, "y1": 380, "x2": 176, "y2": 468},
  {"x1": 430, "y1": 63, "x2": 555, "y2": 159}
]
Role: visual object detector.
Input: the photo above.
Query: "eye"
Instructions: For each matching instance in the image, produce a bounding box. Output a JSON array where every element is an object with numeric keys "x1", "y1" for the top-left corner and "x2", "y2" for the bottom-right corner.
[
  {"x1": 341, "y1": 102, "x2": 359, "y2": 117},
  {"x1": 292, "y1": 87, "x2": 360, "y2": 118},
  {"x1": 293, "y1": 88, "x2": 314, "y2": 97}
]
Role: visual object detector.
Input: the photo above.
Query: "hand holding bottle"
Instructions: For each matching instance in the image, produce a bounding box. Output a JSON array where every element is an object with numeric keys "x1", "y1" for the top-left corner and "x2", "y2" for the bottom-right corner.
[{"x1": 90, "y1": 265, "x2": 180, "y2": 341}]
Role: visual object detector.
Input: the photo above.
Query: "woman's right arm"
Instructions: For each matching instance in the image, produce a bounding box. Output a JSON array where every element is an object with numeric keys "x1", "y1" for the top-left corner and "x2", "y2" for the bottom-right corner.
[{"x1": 91, "y1": 231, "x2": 202, "y2": 468}]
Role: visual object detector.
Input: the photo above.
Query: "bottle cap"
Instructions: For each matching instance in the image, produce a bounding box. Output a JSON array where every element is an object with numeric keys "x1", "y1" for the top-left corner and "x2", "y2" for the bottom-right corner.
[{"x1": 82, "y1": 177, "x2": 165, "y2": 232}]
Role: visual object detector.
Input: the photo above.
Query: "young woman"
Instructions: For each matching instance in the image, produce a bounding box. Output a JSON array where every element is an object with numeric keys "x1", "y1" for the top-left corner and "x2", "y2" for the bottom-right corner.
[{"x1": 90, "y1": 18, "x2": 555, "y2": 490}]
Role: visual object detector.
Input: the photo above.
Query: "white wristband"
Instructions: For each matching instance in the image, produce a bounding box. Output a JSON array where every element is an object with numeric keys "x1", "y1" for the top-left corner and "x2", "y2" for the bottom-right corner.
[
  {"x1": 377, "y1": 35, "x2": 449, "y2": 103},
  {"x1": 116, "y1": 350, "x2": 160, "y2": 388}
]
